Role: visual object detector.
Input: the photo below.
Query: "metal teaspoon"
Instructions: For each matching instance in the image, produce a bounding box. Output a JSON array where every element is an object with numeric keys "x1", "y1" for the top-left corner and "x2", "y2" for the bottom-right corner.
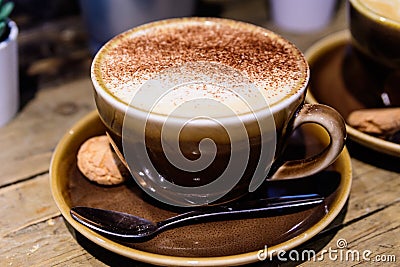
[{"x1": 70, "y1": 194, "x2": 324, "y2": 242}]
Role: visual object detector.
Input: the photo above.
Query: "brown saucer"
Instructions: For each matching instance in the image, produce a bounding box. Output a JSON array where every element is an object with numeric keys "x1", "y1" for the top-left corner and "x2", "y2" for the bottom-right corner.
[
  {"x1": 50, "y1": 111, "x2": 352, "y2": 266},
  {"x1": 306, "y1": 30, "x2": 400, "y2": 157}
]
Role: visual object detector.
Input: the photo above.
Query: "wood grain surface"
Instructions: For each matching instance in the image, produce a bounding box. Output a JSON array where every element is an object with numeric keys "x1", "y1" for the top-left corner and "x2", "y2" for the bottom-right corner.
[{"x1": 0, "y1": 1, "x2": 398, "y2": 266}]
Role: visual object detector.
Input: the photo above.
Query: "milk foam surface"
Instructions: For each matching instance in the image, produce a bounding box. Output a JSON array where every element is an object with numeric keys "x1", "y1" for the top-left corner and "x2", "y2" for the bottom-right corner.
[
  {"x1": 96, "y1": 19, "x2": 308, "y2": 116},
  {"x1": 361, "y1": 0, "x2": 400, "y2": 22}
]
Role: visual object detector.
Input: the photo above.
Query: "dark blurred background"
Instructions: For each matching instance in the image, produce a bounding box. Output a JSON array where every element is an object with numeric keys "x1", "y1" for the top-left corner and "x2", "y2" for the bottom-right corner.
[
  {"x1": 9, "y1": 0, "x2": 232, "y2": 105},
  {"x1": 6, "y1": 0, "x2": 344, "y2": 107},
  {"x1": 8, "y1": 0, "x2": 213, "y2": 106}
]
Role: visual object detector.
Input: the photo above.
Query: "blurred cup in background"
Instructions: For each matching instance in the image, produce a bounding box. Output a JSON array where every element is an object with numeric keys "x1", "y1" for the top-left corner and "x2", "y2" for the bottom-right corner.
[
  {"x1": 270, "y1": 0, "x2": 337, "y2": 33},
  {"x1": 349, "y1": 0, "x2": 400, "y2": 69},
  {"x1": 344, "y1": 0, "x2": 400, "y2": 107},
  {"x1": 79, "y1": 0, "x2": 196, "y2": 54}
]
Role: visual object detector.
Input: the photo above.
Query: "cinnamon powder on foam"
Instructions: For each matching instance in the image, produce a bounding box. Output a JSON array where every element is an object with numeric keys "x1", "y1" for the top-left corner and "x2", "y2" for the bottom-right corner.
[{"x1": 99, "y1": 21, "x2": 307, "y2": 106}]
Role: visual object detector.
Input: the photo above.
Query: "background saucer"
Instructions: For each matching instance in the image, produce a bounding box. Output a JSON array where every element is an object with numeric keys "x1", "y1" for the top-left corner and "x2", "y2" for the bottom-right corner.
[
  {"x1": 305, "y1": 30, "x2": 400, "y2": 157},
  {"x1": 50, "y1": 111, "x2": 352, "y2": 266}
]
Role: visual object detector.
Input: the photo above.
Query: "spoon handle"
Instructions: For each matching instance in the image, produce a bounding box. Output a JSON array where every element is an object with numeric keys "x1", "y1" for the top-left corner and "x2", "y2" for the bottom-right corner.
[{"x1": 157, "y1": 194, "x2": 324, "y2": 231}]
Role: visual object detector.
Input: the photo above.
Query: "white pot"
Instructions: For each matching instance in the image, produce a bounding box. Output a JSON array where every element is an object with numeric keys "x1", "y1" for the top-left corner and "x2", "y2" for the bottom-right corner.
[
  {"x1": 270, "y1": 0, "x2": 337, "y2": 33},
  {"x1": 0, "y1": 20, "x2": 19, "y2": 127}
]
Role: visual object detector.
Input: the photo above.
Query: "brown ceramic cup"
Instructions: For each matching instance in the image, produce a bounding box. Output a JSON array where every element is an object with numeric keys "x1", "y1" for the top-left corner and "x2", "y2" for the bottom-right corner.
[
  {"x1": 91, "y1": 18, "x2": 346, "y2": 207},
  {"x1": 349, "y1": 0, "x2": 400, "y2": 69},
  {"x1": 347, "y1": 0, "x2": 400, "y2": 107}
]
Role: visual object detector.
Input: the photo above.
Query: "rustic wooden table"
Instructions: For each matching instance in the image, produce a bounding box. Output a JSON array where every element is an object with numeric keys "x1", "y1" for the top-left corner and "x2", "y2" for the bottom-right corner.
[{"x1": 0, "y1": 1, "x2": 398, "y2": 266}]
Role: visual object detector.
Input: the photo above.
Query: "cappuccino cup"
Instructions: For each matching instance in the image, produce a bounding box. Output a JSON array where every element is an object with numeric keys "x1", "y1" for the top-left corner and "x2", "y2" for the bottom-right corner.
[
  {"x1": 347, "y1": 0, "x2": 400, "y2": 107},
  {"x1": 91, "y1": 18, "x2": 346, "y2": 207},
  {"x1": 349, "y1": 0, "x2": 400, "y2": 69}
]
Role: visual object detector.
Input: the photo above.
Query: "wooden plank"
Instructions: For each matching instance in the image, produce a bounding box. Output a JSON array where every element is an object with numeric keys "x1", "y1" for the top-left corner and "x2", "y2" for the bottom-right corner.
[
  {"x1": 0, "y1": 148, "x2": 396, "y2": 263},
  {"x1": 1, "y1": 2, "x2": 399, "y2": 266},
  {"x1": 0, "y1": 216, "x2": 101, "y2": 266},
  {"x1": 4, "y1": 157, "x2": 395, "y2": 237},
  {"x1": 1, "y1": 203, "x2": 398, "y2": 266},
  {"x1": 258, "y1": 202, "x2": 399, "y2": 266},
  {"x1": 0, "y1": 216, "x2": 150, "y2": 266},
  {"x1": 346, "y1": 158, "x2": 400, "y2": 222},
  {"x1": 297, "y1": 202, "x2": 400, "y2": 266},
  {"x1": 0, "y1": 78, "x2": 95, "y2": 186},
  {"x1": 0, "y1": 174, "x2": 60, "y2": 237}
]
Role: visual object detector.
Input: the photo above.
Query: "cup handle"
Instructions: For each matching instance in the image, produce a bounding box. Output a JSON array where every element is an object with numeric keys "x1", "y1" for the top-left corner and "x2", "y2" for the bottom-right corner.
[{"x1": 271, "y1": 104, "x2": 346, "y2": 180}]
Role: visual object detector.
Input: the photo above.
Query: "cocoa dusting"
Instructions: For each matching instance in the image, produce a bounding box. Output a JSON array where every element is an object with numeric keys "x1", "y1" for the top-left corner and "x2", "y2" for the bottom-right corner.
[{"x1": 96, "y1": 18, "x2": 307, "y2": 103}]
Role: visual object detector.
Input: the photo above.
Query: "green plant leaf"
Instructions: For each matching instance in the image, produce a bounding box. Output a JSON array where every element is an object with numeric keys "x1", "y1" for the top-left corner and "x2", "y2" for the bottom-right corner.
[
  {"x1": 0, "y1": 21, "x2": 5, "y2": 38},
  {"x1": 0, "y1": 2, "x2": 14, "y2": 21}
]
